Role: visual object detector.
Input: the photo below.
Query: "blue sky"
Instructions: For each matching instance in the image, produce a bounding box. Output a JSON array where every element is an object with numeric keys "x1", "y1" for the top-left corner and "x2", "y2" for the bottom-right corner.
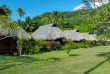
[{"x1": 0, "y1": 0, "x2": 82, "y2": 21}]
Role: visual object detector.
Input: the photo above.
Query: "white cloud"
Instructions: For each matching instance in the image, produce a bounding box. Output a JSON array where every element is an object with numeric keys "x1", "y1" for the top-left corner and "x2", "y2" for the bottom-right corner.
[
  {"x1": 73, "y1": 0, "x2": 109, "y2": 11},
  {"x1": 91, "y1": 0, "x2": 109, "y2": 8},
  {"x1": 73, "y1": 4, "x2": 86, "y2": 11}
]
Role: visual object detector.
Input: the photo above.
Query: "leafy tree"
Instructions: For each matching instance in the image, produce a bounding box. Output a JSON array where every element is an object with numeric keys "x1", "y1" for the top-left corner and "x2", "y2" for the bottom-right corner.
[
  {"x1": 41, "y1": 12, "x2": 51, "y2": 17},
  {"x1": 32, "y1": 15, "x2": 42, "y2": 20},
  {"x1": 0, "y1": 4, "x2": 12, "y2": 16},
  {"x1": 17, "y1": 38, "x2": 24, "y2": 56}
]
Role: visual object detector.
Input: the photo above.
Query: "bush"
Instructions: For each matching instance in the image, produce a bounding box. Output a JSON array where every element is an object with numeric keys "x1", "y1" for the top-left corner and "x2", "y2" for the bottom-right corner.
[
  {"x1": 87, "y1": 41, "x2": 93, "y2": 47},
  {"x1": 48, "y1": 41, "x2": 61, "y2": 50},
  {"x1": 66, "y1": 40, "x2": 73, "y2": 44},
  {"x1": 62, "y1": 44, "x2": 73, "y2": 56},
  {"x1": 13, "y1": 53, "x2": 18, "y2": 56},
  {"x1": 42, "y1": 41, "x2": 51, "y2": 51},
  {"x1": 71, "y1": 42, "x2": 78, "y2": 49},
  {"x1": 33, "y1": 46, "x2": 41, "y2": 54},
  {"x1": 96, "y1": 42, "x2": 101, "y2": 46},
  {"x1": 81, "y1": 42, "x2": 88, "y2": 48},
  {"x1": 17, "y1": 38, "x2": 24, "y2": 56},
  {"x1": 105, "y1": 42, "x2": 109, "y2": 46},
  {"x1": 64, "y1": 40, "x2": 89, "y2": 49}
]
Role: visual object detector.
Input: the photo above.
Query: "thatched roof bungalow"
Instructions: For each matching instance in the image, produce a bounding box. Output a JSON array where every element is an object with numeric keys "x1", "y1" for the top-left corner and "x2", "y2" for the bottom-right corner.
[
  {"x1": 31, "y1": 23, "x2": 65, "y2": 41},
  {"x1": 0, "y1": 19, "x2": 32, "y2": 54},
  {"x1": 63, "y1": 30, "x2": 86, "y2": 41},
  {"x1": 0, "y1": 22, "x2": 32, "y2": 40}
]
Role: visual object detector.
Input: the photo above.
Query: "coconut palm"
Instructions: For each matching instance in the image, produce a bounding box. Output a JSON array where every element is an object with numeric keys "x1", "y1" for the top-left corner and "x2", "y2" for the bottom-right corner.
[
  {"x1": 52, "y1": 11, "x2": 59, "y2": 24},
  {"x1": 17, "y1": 8, "x2": 25, "y2": 27}
]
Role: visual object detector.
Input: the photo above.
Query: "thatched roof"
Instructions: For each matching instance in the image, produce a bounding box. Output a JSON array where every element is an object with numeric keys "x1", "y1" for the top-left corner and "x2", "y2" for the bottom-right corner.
[
  {"x1": 0, "y1": 21, "x2": 32, "y2": 40},
  {"x1": 81, "y1": 32, "x2": 90, "y2": 40},
  {"x1": 31, "y1": 23, "x2": 65, "y2": 40},
  {"x1": 88, "y1": 34, "x2": 97, "y2": 41},
  {"x1": 63, "y1": 30, "x2": 86, "y2": 41},
  {"x1": 81, "y1": 33, "x2": 97, "y2": 41}
]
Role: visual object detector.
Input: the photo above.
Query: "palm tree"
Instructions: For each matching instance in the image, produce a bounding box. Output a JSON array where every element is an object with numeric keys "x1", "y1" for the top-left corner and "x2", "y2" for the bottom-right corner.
[
  {"x1": 52, "y1": 11, "x2": 59, "y2": 24},
  {"x1": 46, "y1": 15, "x2": 52, "y2": 24},
  {"x1": 25, "y1": 16, "x2": 33, "y2": 32},
  {"x1": 17, "y1": 8, "x2": 25, "y2": 27},
  {"x1": 59, "y1": 15, "x2": 65, "y2": 29}
]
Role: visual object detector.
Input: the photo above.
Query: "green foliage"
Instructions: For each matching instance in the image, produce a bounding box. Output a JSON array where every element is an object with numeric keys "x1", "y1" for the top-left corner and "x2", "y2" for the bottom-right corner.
[
  {"x1": 35, "y1": 39, "x2": 51, "y2": 51},
  {"x1": 63, "y1": 40, "x2": 110, "y2": 50},
  {"x1": 17, "y1": 38, "x2": 24, "y2": 56},
  {"x1": 23, "y1": 40, "x2": 37, "y2": 54},
  {"x1": 96, "y1": 41, "x2": 102, "y2": 46},
  {"x1": 17, "y1": 38, "x2": 24, "y2": 50},
  {"x1": 77, "y1": 42, "x2": 88, "y2": 48},
  {"x1": 23, "y1": 39, "x2": 62, "y2": 54},
  {"x1": 0, "y1": 4, "x2": 12, "y2": 16},
  {"x1": 62, "y1": 44, "x2": 73, "y2": 56},
  {"x1": 13, "y1": 53, "x2": 18, "y2": 56}
]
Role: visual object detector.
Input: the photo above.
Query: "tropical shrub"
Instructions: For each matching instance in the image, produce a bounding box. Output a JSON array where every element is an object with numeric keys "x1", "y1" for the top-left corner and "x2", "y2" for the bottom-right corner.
[
  {"x1": 13, "y1": 53, "x2": 18, "y2": 56},
  {"x1": 48, "y1": 40, "x2": 61, "y2": 50},
  {"x1": 42, "y1": 41, "x2": 51, "y2": 51},
  {"x1": 17, "y1": 38, "x2": 24, "y2": 56},
  {"x1": 71, "y1": 42, "x2": 78, "y2": 49},
  {"x1": 105, "y1": 42, "x2": 109, "y2": 46},
  {"x1": 33, "y1": 45, "x2": 41, "y2": 54},
  {"x1": 87, "y1": 41, "x2": 93, "y2": 47},
  {"x1": 96, "y1": 41, "x2": 101, "y2": 46},
  {"x1": 62, "y1": 44, "x2": 73, "y2": 56},
  {"x1": 78, "y1": 42, "x2": 88, "y2": 48},
  {"x1": 23, "y1": 40, "x2": 41, "y2": 54}
]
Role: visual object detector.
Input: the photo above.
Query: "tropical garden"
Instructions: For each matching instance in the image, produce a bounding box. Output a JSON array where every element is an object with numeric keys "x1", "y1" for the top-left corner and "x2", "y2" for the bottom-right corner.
[{"x1": 0, "y1": 0, "x2": 110, "y2": 74}]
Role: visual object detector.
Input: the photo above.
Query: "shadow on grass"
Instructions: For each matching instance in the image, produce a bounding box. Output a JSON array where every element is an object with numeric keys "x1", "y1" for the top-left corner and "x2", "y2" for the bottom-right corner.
[
  {"x1": 84, "y1": 52, "x2": 110, "y2": 74},
  {"x1": 69, "y1": 54, "x2": 80, "y2": 56},
  {"x1": 96, "y1": 52, "x2": 109, "y2": 57},
  {"x1": 38, "y1": 50, "x2": 51, "y2": 54},
  {"x1": 0, "y1": 56, "x2": 61, "y2": 71},
  {"x1": 48, "y1": 58, "x2": 61, "y2": 61}
]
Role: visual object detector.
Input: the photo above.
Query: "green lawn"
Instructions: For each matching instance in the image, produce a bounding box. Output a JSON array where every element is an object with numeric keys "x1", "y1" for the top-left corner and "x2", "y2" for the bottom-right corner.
[{"x1": 0, "y1": 46, "x2": 110, "y2": 74}]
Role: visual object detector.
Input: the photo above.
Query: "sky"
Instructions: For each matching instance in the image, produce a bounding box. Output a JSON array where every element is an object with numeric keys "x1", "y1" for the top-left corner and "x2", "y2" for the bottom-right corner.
[{"x1": 0, "y1": 0, "x2": 83, "y2": 21}]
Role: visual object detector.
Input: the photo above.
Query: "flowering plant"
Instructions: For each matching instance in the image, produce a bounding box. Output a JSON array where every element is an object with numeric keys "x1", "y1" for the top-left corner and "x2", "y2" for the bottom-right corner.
[{"x1": 48, "y1": 40, "x2": 61, "y2": 50}]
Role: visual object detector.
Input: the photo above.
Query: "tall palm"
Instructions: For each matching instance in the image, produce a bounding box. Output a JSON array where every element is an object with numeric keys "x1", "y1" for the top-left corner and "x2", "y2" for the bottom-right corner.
[
  {"x1": 17, "y1": 8, "x2": 25, "y2": 27},
  {"x1": 46, "y1": 15, "x2": 52, "y2": 24},
  {"x1": 25, "y1": 16, "x2": 33, "y2": 32},
  {"x1": 52, "y1": 11, "x2": 59, "y2": 24},
  {"x1": 59, "y1": 15, "x2": 65, "y2": 29}
]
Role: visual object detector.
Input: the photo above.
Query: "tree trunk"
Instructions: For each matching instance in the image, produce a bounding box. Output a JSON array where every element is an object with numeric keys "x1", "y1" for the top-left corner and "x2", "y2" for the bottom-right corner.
[{"x1": 19, "y1": 50, "x2": 22, "y2": 56}]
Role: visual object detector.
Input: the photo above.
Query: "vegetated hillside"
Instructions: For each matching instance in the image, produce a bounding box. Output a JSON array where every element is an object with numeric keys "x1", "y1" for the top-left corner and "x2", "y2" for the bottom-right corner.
[{"x1": 31, "y1": 3, "x2": 110, "y2": 38}]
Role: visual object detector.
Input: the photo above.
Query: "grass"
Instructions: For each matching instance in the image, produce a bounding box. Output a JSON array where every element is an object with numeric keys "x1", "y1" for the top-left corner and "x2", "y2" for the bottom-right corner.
[{"x1": 0, "y1": 46, "x2": 110, "y2": 74}]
